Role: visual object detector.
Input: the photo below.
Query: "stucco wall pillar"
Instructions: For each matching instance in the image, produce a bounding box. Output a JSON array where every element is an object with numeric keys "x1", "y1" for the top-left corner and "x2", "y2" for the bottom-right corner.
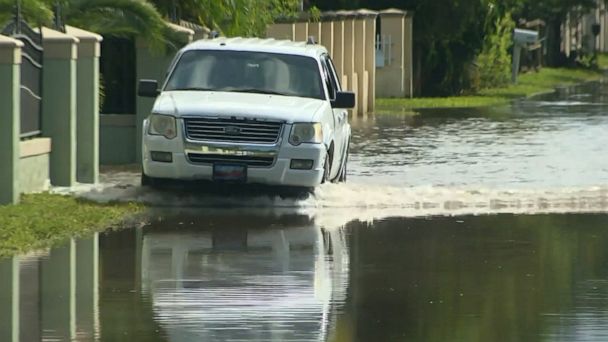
[
  {"x1": 66, "y1": 26, "x2": 102, "y2": 184},
  {"x1": 364, "y1": 15, "x2": 376, "y2": 113},
  {"x1": 321, "y1": 21, "x2": 334, "y2": 56},
  {"x1": 41, "y1": 28, "x2": 79, "y2": 186},
  {"x1": 354, "y1": 18, "x2": 367, "y2": 115},
  {"x1": 332, "y1": 20, "x2": 344, "y2": 77},
  {"x1": 294, "y1": 22, "x2": 309, "y2": 42},
  {"x1": 0, "y1": 35, "x2": 22, "y2": 205},
  {"x1": 343, "y1": 18, "x2": 356, "y2": 114},
  {"x1": 308, "y1": 21, "x2": 322, "y2": 44},
  {"x1": 404, "y1": 13, "x2": 414, "y2": 98}
]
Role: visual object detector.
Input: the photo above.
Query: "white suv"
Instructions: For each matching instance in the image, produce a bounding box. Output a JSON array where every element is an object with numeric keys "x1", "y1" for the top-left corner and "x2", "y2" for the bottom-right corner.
[{"x1": 138, "y1": 37, "x2": 354, "y2": 189}]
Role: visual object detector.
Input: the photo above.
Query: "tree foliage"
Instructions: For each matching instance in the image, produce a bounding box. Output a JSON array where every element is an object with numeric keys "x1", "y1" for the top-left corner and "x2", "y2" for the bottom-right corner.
[
  {"x1": 475, "y1": 11, "x2": 516, "y2": 89},
  {"x1": 1, "y1": 0, "x2": 299, "y2": 49},
  {"x1": 0, "y1": 0, "x2": 52, "y2": 25},
  {"x1": 0, "y1": 0, "x2": 176, "y2": 51},
  {"x1": 150, "y1": 0, "x2": 299, "y2": 37},
  {"x1": 310, "y1": 0, "x2": 489, "y2": 96}
]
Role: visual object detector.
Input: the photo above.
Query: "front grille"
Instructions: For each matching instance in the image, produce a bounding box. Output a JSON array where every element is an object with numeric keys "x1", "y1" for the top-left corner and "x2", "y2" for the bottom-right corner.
[
  {"x1": 187, "y1": 153, "x2": 275, "y2": 167},
  {"x1": 184, "y1": 117, "x2": 283, "y2": 144}
]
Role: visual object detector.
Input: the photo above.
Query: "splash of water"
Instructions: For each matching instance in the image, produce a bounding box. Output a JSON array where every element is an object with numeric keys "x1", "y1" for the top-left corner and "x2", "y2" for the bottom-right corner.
[{"x1": 52, "y1": 170, "x2": 608, "y2": 223}]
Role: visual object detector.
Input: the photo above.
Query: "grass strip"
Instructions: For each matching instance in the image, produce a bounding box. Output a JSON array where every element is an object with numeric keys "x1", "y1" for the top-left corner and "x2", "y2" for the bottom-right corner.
[
  {"x1": 0, "y1": 193, "x2": 143, "y2": 257},
  {"x1": 377, "y1": 67, "x2": 604, "y2": 113}
]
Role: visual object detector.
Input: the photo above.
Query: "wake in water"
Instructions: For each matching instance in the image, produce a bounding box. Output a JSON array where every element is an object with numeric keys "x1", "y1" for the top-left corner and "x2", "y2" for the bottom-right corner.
[{"x1": 51, "y1": 170, "x2": 608, "y2": 221}]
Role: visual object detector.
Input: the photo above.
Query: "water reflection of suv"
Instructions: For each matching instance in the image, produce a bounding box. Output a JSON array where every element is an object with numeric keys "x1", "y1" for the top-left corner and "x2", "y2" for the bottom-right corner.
[
  {"x1": 138, "y1": 37, "x2": 355, "y2": 189},
  {"x1": 140, "y1": 214, "x2": 349, "y2": 341}
]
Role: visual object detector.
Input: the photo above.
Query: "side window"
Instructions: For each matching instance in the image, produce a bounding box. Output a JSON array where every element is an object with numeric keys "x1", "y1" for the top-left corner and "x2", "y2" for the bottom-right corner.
[
  {"x1": 326, "y1": 57, "x2": 342, "y2": 92},
  {"x1": 321, "y1": 58, "x2": 336, "y2": 100}
]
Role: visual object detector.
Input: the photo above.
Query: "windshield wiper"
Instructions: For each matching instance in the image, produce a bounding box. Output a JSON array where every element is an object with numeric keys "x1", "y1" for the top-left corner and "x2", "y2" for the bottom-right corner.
[
  {"x1": 230, "y1": 88, "x2": 291, "y2": 96},
  {"x1": 171, "y1": 86, "x2": 292, "y2": 96}
]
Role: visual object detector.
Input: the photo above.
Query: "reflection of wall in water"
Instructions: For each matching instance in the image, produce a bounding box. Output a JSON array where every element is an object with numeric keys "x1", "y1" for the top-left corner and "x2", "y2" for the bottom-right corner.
[{"x1": 0, "y1": 235, "x2": 99, "y2": 342}]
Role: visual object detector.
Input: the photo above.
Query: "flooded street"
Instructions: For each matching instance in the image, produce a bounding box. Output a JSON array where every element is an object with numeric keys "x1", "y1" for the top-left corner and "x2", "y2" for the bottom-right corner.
[
  {"x1": 351, "y1": 85, "x2": 608, "y2": 189},
  {"x1": 2, "y1": 212, "x2": 608, "y2": 341},
  {"x1": 3, "y1": 81, "x2": 608, "y2": 341}
]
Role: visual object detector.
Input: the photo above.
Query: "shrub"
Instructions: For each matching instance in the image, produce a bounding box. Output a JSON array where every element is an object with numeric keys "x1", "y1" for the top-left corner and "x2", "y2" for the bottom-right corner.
[{"x1": 476, "y1": 12, "x2": 515, "y2": 89}]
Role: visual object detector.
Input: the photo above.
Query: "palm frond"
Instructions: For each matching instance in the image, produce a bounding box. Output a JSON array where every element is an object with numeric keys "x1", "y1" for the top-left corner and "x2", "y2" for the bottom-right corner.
[
  {"x1": 66, "y1": 0, "x2": 176, "y2": 52},
  {"x1": 0, "y1": 0, "x2": 53, "y2": 27}
]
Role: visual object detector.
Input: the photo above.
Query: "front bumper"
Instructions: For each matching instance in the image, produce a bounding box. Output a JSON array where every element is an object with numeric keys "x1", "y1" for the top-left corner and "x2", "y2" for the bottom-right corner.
[{"x1": 142, "y1": 122, "x2": 326, "y2": 188}]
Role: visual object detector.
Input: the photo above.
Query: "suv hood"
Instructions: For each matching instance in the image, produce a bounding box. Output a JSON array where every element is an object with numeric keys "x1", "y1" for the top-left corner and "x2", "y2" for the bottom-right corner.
[{"x1": 152, "y1": 91, "x2": 326, "y2": 123}]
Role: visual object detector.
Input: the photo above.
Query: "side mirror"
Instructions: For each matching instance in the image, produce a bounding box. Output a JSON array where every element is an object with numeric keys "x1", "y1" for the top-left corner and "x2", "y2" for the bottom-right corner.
[
  {"x1": 138, "y1": 79, "x2": 159, "y2": 97},
  {"x1": 331, "y1": 91, "x2": 355, "y2": 109}
]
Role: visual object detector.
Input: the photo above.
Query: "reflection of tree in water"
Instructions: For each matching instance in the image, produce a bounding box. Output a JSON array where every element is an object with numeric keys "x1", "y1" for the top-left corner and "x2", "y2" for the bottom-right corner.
[{"x1": 344, "y1": 214, "x2": 608, "y2": 342}]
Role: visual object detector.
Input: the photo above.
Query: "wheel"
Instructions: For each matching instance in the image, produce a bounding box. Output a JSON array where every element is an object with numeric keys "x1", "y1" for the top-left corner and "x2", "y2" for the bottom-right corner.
[
  {"x1": 338, "y1": 147, "x2": 348, "y2": 183},
  {"x1": 321, "y1": 152, "x2": 331, "y2": 184},
  {"x1": 336, "y1": 139, "x2": 350, "y2": 183},
  {"x1": 141, "y1": 172, "x2": 152, "y2": 186},
  {"x1": 141, "y1": 172, "x2": 164, "y2": 188}
]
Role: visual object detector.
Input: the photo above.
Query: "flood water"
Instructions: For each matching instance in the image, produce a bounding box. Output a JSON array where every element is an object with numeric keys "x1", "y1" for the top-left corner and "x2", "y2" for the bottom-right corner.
[
  {"x1": 2, "y1": 82, "x2": 608, "y2": 341},
  {"x1": 2, "y1": 212, "x2": 608, "y2": 341}
]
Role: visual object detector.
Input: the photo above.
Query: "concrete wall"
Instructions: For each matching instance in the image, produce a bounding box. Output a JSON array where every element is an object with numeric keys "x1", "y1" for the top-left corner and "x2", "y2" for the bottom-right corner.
[
  {"x1": 267, "y1": 23, "x2": 295, "y2": 41},
  {"x1": 19, "y1": 139, "x2": 52, "y2": 194},
  {"x1": 597, "y1": 1, "x2": 608, "y2": 52},
  {"x1": 100, "y1": 115, "x2": 137, "y2": 165},
  {"x1": 375, "y1": 9, "x2": 414, "y2": 99},
  {"x1": 1, "y1": 25, "x2": 101, "y2": 205},
  {"x1": 562, "y1": 8, "x2": 601, "y2": 57},
  {"x1": 0, "y1": 234, "x2": 100, "y2": 341},
  {"x1": 577, "y1": 1, "x2": 608, "y2": 53}
]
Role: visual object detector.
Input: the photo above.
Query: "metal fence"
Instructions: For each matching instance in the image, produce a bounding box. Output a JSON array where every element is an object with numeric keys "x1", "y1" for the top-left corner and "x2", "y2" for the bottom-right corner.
[{"x1": 2, "y1": 5, "x2": 43, "y2": 139}]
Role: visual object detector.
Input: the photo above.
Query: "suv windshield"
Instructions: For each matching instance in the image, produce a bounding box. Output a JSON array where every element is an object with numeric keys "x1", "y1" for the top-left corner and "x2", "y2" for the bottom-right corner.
[{"x1": 165, "y1": 50, "x2": 325, "y2": 100}]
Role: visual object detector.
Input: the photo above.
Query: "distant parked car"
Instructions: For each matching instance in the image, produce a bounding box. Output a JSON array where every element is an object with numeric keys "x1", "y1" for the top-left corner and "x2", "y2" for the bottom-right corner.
[{"x1": 138, "y1": 37, "x2": 355, "y2": 189}]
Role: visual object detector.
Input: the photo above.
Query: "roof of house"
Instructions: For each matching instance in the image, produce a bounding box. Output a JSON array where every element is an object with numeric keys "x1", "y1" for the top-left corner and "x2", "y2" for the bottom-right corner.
[{"x1": 183, "y1": 37, "x2": 328, "y2": 58}]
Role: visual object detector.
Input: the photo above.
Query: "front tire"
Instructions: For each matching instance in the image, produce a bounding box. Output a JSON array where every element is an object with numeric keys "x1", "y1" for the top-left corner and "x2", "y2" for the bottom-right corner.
[
  {"x1": 336, "y1": 140, "x2": 350, "y2": 183},
  {"x1": 338, "y1": 151, "x2": 348, "y2": 183},
  {"x1": 321, "y1": 152, "x2": 331, "y2": 184},
  {"x1": 141, "y1": 172, "x2": 164, "y2": 188}
]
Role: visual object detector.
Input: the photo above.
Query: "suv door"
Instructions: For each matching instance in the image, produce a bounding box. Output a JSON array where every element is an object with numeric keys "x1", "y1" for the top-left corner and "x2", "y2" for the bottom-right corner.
[{"x1": 321, "y1": 55, "x2": 348, "y2": 180}]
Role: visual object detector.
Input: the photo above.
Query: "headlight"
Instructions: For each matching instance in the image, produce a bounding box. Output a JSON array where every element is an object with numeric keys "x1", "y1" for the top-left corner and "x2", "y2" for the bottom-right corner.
[
  {"x1": 148, "y1": 114, "x2": 177, "y2": 139},
  {"x1": 289, "y1": 123, "x2": 323, "y2": 146}
]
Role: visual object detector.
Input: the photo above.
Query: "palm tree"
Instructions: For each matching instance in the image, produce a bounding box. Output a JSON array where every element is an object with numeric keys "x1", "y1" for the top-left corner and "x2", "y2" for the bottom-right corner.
[
  {"x1": 2, "y1": 0, "x2": 301, "y2": 43},
  {"x1": 0, "y1": 0, "x2": 180, "y2": 51},
  {"x1": 150, "y1": 0, "x2": 300, "y2": 37}
]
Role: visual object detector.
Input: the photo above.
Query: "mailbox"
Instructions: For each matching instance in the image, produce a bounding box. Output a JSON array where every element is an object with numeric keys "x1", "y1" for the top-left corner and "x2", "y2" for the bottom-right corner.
[{"x1": 513, "y1": 28, "x2": 538, "y2": 45}]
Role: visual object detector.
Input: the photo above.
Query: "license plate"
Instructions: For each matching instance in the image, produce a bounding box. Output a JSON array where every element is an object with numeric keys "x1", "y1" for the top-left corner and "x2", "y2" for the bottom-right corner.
[{"x1": 213, "y1": 164, "x2": 247, "y2": 182}]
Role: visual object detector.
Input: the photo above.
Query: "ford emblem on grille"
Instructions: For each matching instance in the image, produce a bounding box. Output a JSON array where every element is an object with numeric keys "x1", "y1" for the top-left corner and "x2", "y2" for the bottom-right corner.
[{"x1": 224, "y1": 126, "x2": 242, "y2": 135}]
